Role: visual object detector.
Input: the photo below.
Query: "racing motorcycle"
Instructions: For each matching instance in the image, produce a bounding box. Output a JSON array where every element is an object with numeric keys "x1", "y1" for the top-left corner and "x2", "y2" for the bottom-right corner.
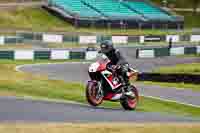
[{"x1": 86, "y1": 54, "x2": 139, "y2": 110}]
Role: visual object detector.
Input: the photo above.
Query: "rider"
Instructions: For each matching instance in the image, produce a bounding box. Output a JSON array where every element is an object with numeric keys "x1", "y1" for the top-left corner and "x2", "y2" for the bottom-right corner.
[{"x1": 99, "y1": 40, "x2": 132, "y2": 95}]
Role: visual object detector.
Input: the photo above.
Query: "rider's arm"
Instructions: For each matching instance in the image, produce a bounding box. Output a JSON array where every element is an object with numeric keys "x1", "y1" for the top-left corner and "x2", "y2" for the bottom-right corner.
[{"x1": 115, "y1": 49, "x2": 127, "y2": 66}]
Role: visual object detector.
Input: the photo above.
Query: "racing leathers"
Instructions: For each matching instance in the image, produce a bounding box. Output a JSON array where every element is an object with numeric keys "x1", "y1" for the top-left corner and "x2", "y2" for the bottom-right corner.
[{"x1": 103, "y1": 49, "x2": 130, "y2": 89}]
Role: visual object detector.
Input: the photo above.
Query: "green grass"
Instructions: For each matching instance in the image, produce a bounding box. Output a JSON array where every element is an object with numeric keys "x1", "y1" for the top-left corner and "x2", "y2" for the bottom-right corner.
[
  {"x1": 177, "y1": 11, "x2": 200, "y2": 28},
  {"x1": 150, "y1": 0, "x2": 200, "y2": 8},
  {"x1": 140, "y1": 63, "x2": 200, "y2": 92},
  {"x1": 0, "y1": 123, "x2": 200, "y2": 133},
  {"x1": 153, "y1": 63, "x2": 200, "y2": 75},
  {"x1": 176, "y1": 54, "x2": 200, "y2": 58},
  {"x1": 0, "y1": 60, "x2": 199, "y2": 118},
  {"x1": 0, "y1": 0, "x2": 41, "y2": 2},
  {"x1": 140, "y1": 81, "x2": 200, "y2": 92},
  {"x1": 0, "y1": 7, "x2": 73, "y2": 32},
  {"x1": 47, "y1": 43, "x2": 88, "y2": 48},
  {"x1": 0, "y1": 7, "x2": 197, "y2": 35},
  {"x1": 0, "y1": 43, "x2": 87, "y2": 49},
  {"x1": 0, "y1": 44, "x2": 35, "y2": 49}
]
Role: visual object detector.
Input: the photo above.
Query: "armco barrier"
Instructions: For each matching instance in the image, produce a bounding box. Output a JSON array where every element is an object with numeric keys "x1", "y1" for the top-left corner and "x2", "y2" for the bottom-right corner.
[
  {"x1": 79, "y1": 36, "x2": 97, "y2": 44},
  {"x1": 0, "y1": 47, "x2": 199, "y2": 60},
  {"x1": 14, "y1": 50, "x2": 34, "y2": 60},
  {"x1": 42, "y1": 34, "x2": 63, "y2": 43},
  {"x1": 138, "y1": 73, "x2": 200, "y2": 84},
  {"x1": 170, "y1": 47, "x2": 184, "y2": 55},
  {"x1": 69, "y1": 51, "x2": 85, "y2": 59},
  {"x1": 154, "y1": 47, "x2": 170, "y2": 57},
  {"x1": 144, "y1": 35, "x2": 165, "y2": 42},
  {"x1": 0, "y1": 50, "x2": 98, "y2": 60},
  {"x1": 137, "y1": 46, "x2": 200, "y2": 58},
  {"x1": 184, "y1": 47, "x2": 197, "y2": 55},
  {"x1": 166, "y1": 35, "x2": 180, "y2": 42},
  {"x1": 34, "y1": 50, "x2": 51, "y2": 60},
  {"x1": 138, "y1": 49, "x2": 155, "y2": 58},
  {"x1": 63, "y1": 35, "x2": 78, "y2": 43},
  {"x1": 0, "y1": 36, "x2": 4, "y2": 45},
  {"x1": 127, "y1": 36, "x2": 140, "y2": 43},
  {"x1": 190, "y1": 35, "x2": 200, "y2": 42},
  {"x1": 111, "y1": 36, "x2": 128, "y2": 44},
  {"x1": 98, "y1": 35, "x2": 111, "y2": 43},
  {"x1": 50, "y1": 50, "x2": 69, "y2": 60},
  {"x1": 0, "y1": 51, "x2": 14, "y2": 59},
  {"x1": 0, "y1": 33, "x2": 200, "y2": 44},
  {"x1": 197, "y1": 46, "x2": 200, "y2": 54},
  {"x1": 85, "y1": 51, "x2": 98, "y2": 60},
  {"x1": 4, "y1": 36, "x2": 24, "y2": 44}
]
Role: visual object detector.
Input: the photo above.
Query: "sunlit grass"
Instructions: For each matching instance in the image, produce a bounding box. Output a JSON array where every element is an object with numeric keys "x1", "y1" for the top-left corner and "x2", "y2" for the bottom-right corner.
[
  {"x1": 0, "y1": 7, "x2": 197, "y2": 35},
  {"x1": 153, "y1": 63, "x2": 200, "y2": 75},
  {"x1": 0, "y1": 60, "x2": 199, "y2": 118},
  {"x1": 0, "y1": 123, "x2": 200, "y2": 133}
]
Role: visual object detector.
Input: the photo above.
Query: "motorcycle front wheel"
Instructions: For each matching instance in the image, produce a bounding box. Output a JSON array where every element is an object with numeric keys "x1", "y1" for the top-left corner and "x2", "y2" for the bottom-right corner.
[
  {"x1": 120, "y1": 85, "x2": 139, "y2": 110},
  {"x1": 86, "y1": 81, "x2": 103, "y2": 106}
]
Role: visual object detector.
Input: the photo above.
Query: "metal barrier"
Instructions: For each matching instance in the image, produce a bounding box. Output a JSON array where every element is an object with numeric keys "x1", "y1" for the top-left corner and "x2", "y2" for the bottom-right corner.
[{"x1": 0, "y1": 31, "x2": 200, "y2": 45}]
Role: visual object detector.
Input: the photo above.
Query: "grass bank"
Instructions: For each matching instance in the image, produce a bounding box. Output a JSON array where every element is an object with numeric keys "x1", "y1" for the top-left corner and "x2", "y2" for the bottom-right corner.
[
  {"x1": 0, "y1": 60, "x2": 199, "y2": 118},
  {"x1": 0, "y1": 43, "x2": 87, "y2": 49},
  {"x1": 0, "y1": 123, "x2": 200, "y2": 133},
  {"x1": 0, "y1": 0, "x2": 41, "y2": 3},
  {"x1": 153, "y1": 63, "x2": 200, "y2": 75},
  {"x1": 151, "y1": 0, "x2": 200, "y2": 8},
  {"x1": 141, "y1": 63, "x2": 200, "y2": 92},
  {"x1": 140, "y1": 81, "x2": 200, "y2": 92},
  {"x1": 176, "y1": 11, "x2": 200, "y2": 28},
  {"x1": 0, "y1": 44, "x2": 36, "y2": 49},
  {"x1": 0, "y1": 7, "x2": 73, "y2": 32},
  {"x1": 0, "y1": 7, "x2": 197, "y2": 35}
]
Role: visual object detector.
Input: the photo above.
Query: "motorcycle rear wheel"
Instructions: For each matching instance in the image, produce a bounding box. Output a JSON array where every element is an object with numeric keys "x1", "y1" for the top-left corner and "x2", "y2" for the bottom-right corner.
[
  {"x1": 86, "y1": 81, "x2": 103, "y2": 106},
  {"x1": 120, "y1": 85, "x2": 139, "y2": 110}
]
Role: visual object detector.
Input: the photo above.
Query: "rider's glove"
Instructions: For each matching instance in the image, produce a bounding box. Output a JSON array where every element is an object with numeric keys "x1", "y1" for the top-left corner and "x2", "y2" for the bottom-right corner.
[{"x1": 111, "y1": 65, "x2": 120, "y2": 71}]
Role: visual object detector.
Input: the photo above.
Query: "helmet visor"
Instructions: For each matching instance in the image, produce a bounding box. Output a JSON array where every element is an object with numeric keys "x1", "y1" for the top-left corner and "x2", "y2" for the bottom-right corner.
[{"x1": 100, "y1": 44, "x2": 109, "y2": 53}]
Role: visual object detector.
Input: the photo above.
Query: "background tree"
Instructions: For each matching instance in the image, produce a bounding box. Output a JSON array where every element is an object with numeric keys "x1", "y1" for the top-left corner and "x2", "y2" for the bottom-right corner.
[{"x1": 191, "y1": 0, "x2": 200, "y2": 14}]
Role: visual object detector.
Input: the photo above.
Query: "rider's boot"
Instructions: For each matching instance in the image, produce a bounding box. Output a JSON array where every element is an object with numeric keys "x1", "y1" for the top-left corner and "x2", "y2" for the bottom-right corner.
[{"x1": 123, "y1": 79, "x2": 135, "y2": 98}]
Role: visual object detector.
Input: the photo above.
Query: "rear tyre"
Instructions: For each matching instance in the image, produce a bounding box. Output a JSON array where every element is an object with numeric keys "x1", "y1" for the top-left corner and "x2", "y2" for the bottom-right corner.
[
  {"x1": 86, "y1": 81, "x2": 103, "y2": 106},
  {"x1": 120, "y1": 85, "x2": 139, "y2": 110}
]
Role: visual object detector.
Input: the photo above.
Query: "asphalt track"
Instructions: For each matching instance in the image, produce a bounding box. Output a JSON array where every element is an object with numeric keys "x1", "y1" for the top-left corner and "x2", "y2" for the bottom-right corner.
[
  {"x1": 1, "y1": 48, "x2": 200, "y2": 122},
  {"x1": 0, "y1": 96, "x2": 198, "y2": 122}
]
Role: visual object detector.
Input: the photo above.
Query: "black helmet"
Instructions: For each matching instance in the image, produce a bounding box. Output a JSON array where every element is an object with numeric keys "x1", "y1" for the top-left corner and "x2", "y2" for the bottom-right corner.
[{"x1": 100, "y1": 40, "x2": 114, "y2": 54}]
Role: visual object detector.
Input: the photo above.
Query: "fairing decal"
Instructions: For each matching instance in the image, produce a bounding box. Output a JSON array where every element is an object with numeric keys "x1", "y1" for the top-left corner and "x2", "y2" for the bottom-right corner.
[
  {"x1": 101, "y1": 70, "x2": 121, "y2": 90},
  {"x1": 89, "y1": 62, "x2": 100, "y2": 72}
]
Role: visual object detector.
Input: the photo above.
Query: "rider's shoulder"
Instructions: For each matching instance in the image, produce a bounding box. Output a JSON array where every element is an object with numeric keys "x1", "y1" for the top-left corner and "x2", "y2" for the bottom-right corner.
[{"x1": 115, "y1": 49, "x2": 121, "y2": 54}]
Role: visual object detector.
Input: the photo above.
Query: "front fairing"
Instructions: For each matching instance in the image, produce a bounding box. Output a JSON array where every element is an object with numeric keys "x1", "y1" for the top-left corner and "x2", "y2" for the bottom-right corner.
[{"x1": 89, "y1": 54, "x2": 110, "y2": 72}]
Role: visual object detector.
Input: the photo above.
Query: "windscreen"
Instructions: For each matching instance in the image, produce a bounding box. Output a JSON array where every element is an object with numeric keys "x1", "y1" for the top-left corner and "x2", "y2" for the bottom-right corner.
[{"x1": 96, "y1": 53, "x2": 110, "y2": 64}]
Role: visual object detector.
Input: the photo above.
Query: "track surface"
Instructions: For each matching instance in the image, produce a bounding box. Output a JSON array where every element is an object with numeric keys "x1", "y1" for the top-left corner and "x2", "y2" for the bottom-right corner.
[
  {"x1": 0, "y1": 96, "x2": 198, "y2": 122},
  {"x1": 19, "y1": 55, "x2": 200, "y2": 107},
  {"x1": 1, "y1": 48, "x2": 200, "y2": 122}
]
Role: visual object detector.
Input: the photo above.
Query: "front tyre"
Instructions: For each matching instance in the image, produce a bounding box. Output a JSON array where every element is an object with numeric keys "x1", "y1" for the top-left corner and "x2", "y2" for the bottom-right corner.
[
  {"x1": 86, "y1": 81, "x2": 103, "y2": 106},
  {"x1": 120, "y1": 85, "x2": 139, "y2": 110}
]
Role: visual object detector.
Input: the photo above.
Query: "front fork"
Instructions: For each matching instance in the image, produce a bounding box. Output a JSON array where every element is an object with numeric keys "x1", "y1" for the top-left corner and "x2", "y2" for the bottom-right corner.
[{"x1": 96, "y1": 81, "x2": 104, "y2": 99}]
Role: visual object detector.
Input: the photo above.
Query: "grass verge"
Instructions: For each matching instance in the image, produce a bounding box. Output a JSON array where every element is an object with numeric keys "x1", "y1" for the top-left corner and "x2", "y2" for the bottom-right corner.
[
  {"x1": 0, "y1": 7, "x2": 198, "y2": 35},
  {"x1": 0, "y1": 44, "x2": 35, "y2": 49},
  {"x1": 0, "y1": 0, "x2": 41, "y2": 3},
  {"x1": 0, "y1": 60, "x2": 199, "y2": 118},
  {"x1": 153, "y1": 63, "x2": 200, "y2": 75},
  {"x1": 140, "y1": 63, "x2": 200, "y2": 92},
  {"x1": 0, "y1": 123, "x2": 200, "y2": 133},
  {"x1": 176, "y1": 11, "x2": 200, "y2": 28},
  {"x1": 140, "y1": 81, "x2": 200, "y2": 92}
]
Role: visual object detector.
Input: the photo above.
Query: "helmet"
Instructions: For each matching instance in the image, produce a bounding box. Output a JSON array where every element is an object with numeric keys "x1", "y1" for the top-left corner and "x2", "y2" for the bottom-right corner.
[{"x1": 100, "y1": 40, "x2": 114, "y2": 54}]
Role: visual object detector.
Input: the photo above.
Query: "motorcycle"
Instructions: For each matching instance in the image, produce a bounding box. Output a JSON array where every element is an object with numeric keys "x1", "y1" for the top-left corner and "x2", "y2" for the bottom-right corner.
[{"x1": 86, "y1": 54, "x2": 139, "y2": 110}]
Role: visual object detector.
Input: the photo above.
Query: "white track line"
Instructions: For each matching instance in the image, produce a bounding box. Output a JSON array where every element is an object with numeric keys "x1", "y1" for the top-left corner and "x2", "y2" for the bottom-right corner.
[
  {"x1": 141, "y1": 94, "x2": 200, "y2": 108},
  {"x1": 15, "y1": 62, "x2": 91, "y2": 72},
  {"x1": 15, "y1": 62, "x2": 200, "y2": 108}
]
